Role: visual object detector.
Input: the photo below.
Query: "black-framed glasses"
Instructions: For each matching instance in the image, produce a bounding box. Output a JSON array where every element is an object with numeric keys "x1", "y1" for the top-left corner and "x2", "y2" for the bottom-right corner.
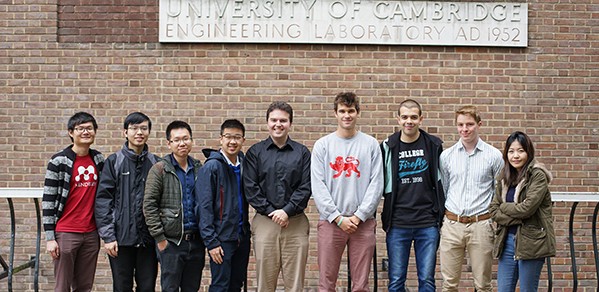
[
  {"x1": 74, "y1": 126, "x2": 95, "y2": 133},
  {"x1": 128, "y1": 126, "x2": 150, "y2": 133},
  {"x1": 169, "y1": 137, "x2": 192, "y2": 144},
  {"x1": 221, "y1": 134, "x2": 244, "y2": 141}
]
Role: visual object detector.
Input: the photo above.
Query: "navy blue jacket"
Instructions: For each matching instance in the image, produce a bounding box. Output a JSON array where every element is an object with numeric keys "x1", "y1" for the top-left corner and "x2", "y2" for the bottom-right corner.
[{"x1": 196, "y1": 150, "x2": 249, "y2": 250}]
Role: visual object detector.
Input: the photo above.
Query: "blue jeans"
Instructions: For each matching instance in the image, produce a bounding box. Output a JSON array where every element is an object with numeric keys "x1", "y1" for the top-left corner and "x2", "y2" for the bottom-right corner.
[
  {"x1": 386, "y1": 226, "x2": 439, "y2": 292},
  {"x1": 497, "y1": 233, "x2": 545, "y2": 292}
]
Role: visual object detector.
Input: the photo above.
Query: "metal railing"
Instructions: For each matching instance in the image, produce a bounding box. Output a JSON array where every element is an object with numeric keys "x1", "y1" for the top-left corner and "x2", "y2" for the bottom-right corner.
[
  {"x1": 2, "y1": 189, "x2": 599, "y2": 291},
  {"x1": 552, "y1": 192, "x2": 599, "y2": 291},
  {"x1": 0, "y1": 188, "x2": 42, "y2": 292}
]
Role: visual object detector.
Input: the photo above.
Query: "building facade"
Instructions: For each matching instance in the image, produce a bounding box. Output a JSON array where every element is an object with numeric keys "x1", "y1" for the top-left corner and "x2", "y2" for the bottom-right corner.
[{"x1": 0, "y1": 0, "x2": 598, "y2": 290}]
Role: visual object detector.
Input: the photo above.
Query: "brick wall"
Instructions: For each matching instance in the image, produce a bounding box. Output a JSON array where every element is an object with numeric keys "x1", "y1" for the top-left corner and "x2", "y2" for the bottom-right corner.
[
  {"x1": 0, "y1": 0, "x2": 598, "y2": 290},
  {"x1": 57, "y1": 0, "x2": 158, "y2": 43}
]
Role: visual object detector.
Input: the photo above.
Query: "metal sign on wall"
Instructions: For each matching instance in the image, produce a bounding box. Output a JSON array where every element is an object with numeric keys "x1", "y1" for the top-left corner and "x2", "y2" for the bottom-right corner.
[{"x1": 159, "y1": 0, "x2": 528, "y2": 47}]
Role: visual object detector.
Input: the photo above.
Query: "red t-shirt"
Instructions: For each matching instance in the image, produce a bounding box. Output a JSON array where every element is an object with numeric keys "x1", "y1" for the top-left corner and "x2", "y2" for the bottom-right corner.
[{"x1": 56, "y1": 154, "x2": 98, "y2": 233}]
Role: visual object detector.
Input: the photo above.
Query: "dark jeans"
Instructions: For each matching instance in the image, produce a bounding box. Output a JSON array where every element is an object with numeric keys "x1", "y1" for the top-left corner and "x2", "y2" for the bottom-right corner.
[
  {"x1": 156, "y1": 237, "x2": 206, "y2": 292},
  {"x1": 109, "y1": 245, "x2": 158, "y2": 292},
  {"x1": 208, "y1": 234, "x2": 251, "y2": 292}
]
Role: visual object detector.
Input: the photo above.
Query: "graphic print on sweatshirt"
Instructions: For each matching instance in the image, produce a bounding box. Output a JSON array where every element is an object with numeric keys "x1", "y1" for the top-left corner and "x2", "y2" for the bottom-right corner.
[{"x1": 330, "y1": 156, "x2": 361, "y2": 178}]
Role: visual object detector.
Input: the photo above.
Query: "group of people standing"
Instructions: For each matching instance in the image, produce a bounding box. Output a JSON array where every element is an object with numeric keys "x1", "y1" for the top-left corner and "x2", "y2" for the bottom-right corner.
[{"x1": 41, "y1": 92, "x2": 555, "y2": 292}]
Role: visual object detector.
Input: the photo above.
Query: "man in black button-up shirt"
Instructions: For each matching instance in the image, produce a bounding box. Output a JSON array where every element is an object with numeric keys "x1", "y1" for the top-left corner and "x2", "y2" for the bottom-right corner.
[{"x1": 243, "y1": 101, "x2": 311, "y2": 291}]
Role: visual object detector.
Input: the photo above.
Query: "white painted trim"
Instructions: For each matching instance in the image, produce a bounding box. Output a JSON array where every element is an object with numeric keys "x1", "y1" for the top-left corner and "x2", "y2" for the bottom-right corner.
[
  {"x1": 551, "y1": 192, "x2": 599, "y2": 202},
  {"x1": 0, "y1": 188, "x2": 598, "y2": 201},
  {"x1": 0, "y1": 188, "x2": 43, "y2": 198}
]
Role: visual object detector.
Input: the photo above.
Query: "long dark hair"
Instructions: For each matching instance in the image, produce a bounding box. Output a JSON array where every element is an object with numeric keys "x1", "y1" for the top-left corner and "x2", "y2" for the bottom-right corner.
[{"x1": 501, "y1": 131, "x2": 535, "y2": 187}]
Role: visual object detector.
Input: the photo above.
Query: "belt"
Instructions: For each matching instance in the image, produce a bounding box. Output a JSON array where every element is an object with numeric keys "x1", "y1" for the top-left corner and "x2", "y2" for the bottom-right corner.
[
  {"x1": 445, "y1": 210, "x2": 491, "y2": 224},
  {"x1": 182, "y1": 231, "x2": 200, "y2": 241}
]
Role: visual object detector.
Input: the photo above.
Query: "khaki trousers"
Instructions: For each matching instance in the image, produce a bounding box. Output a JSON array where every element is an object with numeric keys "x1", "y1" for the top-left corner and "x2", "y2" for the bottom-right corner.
[
  {"x1": 251, "y1": 213, "x2": 310, "y2": 292},
  {"x1": 440, "y1": 216, "x2": 494, "y2": 292}
]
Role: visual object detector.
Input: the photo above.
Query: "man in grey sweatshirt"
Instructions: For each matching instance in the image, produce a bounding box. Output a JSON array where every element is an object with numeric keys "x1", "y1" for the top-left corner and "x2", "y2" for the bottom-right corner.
[{"x1": 311, "y1": 92, "x2": 384, "y2": 291}]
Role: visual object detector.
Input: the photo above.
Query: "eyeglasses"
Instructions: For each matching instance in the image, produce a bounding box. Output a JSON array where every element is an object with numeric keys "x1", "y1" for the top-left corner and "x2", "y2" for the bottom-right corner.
[
  {"x1": 221, "y1": 134, "x2": 244, "y2": 141},
  {"x1": 169, "y1": 137, "x2": 192, "y2": 144},
  {"x1": 74, "y1": 126, "x2": 95, "y2": 133},
  {"x1": 128, "y1": 126, "x2": 150, "y2": 133}
]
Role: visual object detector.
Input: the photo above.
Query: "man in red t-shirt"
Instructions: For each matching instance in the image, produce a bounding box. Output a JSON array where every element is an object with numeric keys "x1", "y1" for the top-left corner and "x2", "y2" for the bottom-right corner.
[{"x1": 42, "y1": 112, "x2": 105, "y2": 291}]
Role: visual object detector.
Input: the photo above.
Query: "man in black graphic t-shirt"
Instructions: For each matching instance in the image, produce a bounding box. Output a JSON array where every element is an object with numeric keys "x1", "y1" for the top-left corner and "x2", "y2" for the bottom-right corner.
[
  {"x1": 381, "y1": 99, "x2": 444, "y2": 292},
  {"x1": 392, "y1": 137, "x2": 437, "y2": 228}
]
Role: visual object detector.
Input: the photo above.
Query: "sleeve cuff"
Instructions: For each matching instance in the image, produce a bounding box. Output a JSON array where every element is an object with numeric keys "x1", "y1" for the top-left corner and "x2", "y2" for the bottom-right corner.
[
  {"x1": 282, "y1": 205, "x2": 295, "y2": 217},
  {"x1": 354, "y1": 210, "x2": 368, "y2": 222},
  {"x1": 265, "y1": 206, "x2": 277, "y2": 216},
  {"x1": 327, "y1": 211, "x2": 341, "y2": 223},
  {"x1": 45, "y1": 230, "x2": 55, "y2": 241},
  {"x1": 154, "y1": 234, "x2": 167, "y2": 244},
  {"x1": 206, "y1": 240, "x2": 221, "y2": 250}
]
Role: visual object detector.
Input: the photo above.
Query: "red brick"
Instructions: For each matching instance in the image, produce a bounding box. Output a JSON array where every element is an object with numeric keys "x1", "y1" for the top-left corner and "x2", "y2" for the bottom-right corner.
[{"x1": 1, "y1": 0, "x2": 599, "y2": 290}]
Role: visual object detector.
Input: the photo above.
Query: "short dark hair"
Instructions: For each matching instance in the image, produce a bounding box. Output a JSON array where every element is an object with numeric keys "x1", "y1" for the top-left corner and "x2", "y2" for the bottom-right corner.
[
  {"x1": 68, "y1": 112, "x2": 98, "y2": 131},
  {"x1": 398, "y1": 99, "x2": 422, "y2": 116},
  {"x1": 501, "y1": 131, "x2": 536, "y2": 187},
  {"x1": 334, "y1": 92, "x2": 360, "y2": 113},
  {"x1": 266, "y1": 101, "x2": 293, "y2": 124},
  {"x1": 166, "y1": 120, "x2": 192, "y2": 141},
  {"x1": 67, "y1": 112, "x2": 98, "y2": 142},
  {"x1": 220, "y1": 119, "x2": 245, "y2": 136},
  {"x1": 124, "y1": 112, "x2": 151, "y2": 130}
]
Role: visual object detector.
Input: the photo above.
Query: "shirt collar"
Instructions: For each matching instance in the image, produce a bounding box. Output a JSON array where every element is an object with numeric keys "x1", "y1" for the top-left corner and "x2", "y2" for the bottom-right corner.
[
  {"x1": 457, "y1": 138, "x2": 483, "y2": 152},
  {"x1": 170, "y1": 155, "x2": 193, "y2": 172},
  {"x1": 266, "y1": 136, "x2": 294, "y2": 151},
  {"x1": 219, "y1": 149, "x2": 240, "y2": 166}
]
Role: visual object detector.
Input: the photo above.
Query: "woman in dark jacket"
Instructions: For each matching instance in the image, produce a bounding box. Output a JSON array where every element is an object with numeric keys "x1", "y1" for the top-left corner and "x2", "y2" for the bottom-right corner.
[{"x1": 489, "y1": 131, "x2": 555, "y2": 292}]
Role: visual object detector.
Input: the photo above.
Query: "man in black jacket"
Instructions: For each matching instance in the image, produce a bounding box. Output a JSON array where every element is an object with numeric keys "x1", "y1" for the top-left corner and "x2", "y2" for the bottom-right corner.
[
  {"x1": 380, "y1": 99, "x2": 444, "y2": 292},
  {"x1": 95, "y1": 112, "x2": 159, "y2": 292}
]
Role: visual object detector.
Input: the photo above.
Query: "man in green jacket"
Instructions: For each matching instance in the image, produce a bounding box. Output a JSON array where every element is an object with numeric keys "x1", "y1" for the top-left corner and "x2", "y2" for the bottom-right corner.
[{"x1": 143, "y1": 120, "x2": 204, "y2": 292}]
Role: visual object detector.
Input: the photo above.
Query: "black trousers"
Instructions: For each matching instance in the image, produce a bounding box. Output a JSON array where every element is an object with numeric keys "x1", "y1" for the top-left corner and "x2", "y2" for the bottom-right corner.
[
  {"x1": 208, "y1": 234, "x2": 251, "y2": 292},
  {"x1": 156, "y1": 238, "x2": 206, "y2": 292},
  {"x1": 109, "y1": 245, "x2": 158, "y2": 292}
]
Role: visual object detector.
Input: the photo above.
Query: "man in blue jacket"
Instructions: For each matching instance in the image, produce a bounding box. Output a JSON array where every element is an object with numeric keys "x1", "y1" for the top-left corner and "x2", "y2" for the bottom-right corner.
[
  {"x1": 197, "y1": 119, "x2": 250, "y2": 292},
  {"x1": 95, "y1": 112, "x2": 159, "y2": 292}
]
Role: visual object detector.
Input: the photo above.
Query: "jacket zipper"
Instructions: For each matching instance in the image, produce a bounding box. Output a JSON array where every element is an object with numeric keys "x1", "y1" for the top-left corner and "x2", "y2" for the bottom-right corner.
[{"x1": 166, "y1": 167, "x2": 185, "y2": 245}]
